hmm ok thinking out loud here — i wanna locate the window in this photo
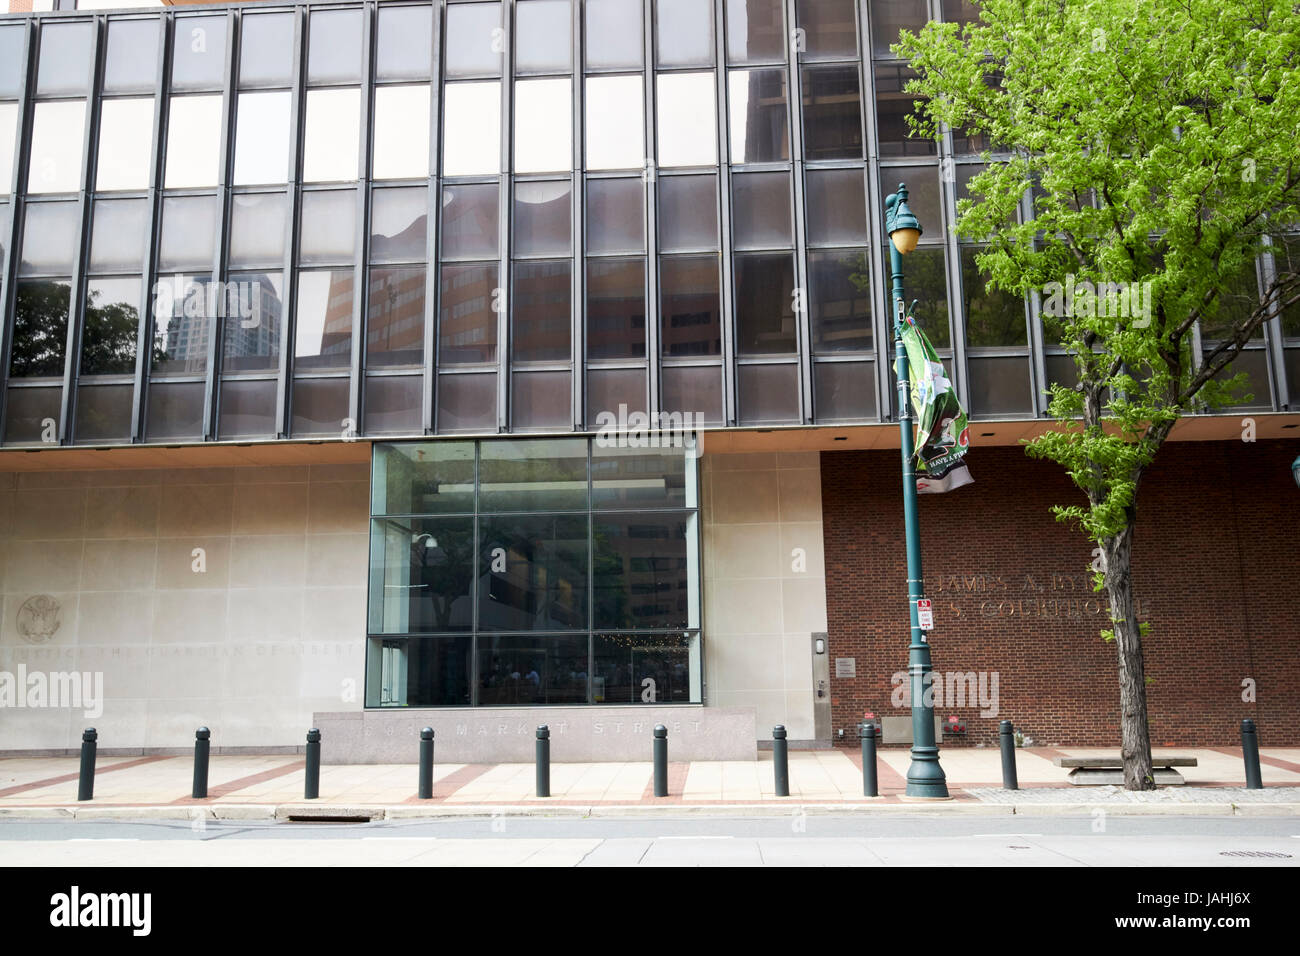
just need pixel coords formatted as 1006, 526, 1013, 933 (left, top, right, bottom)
28, 100, 86, 194
303, 88, 361, 182
514, 78, 572, 173
164, 95, 223, 189
374, 86, 432, 180
728, 69, 788, 163
442, 82, 502, 176
585, 75, 644, 170
233, 91, 291, 186
656, 73, 717, 167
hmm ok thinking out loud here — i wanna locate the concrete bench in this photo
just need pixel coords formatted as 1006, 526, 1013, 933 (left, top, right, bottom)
1053, 755, 1197, 785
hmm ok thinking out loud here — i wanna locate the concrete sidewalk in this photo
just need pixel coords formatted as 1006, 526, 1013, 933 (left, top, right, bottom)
2, 747, 1299, 820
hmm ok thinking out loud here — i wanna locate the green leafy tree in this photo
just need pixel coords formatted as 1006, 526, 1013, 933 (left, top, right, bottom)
896, 0, 1300, 789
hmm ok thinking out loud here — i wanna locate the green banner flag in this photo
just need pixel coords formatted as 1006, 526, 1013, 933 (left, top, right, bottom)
902, 315, 973, 494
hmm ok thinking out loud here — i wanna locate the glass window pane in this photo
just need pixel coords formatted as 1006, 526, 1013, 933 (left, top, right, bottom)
585, 75, 645, 170
0, 25, 25, 98
515, 78, 572, 173
20, 202, 80, 275
239, 12, 295, 88
656, 73, 717, 167
0, 103, 17, 195
478, 514, 589, 629
374, 85, 432, 180
439, 263, 499, 364
164, 94, 223, 189
28, 100, 86, 194
479, 437, 588, 511
875, 64, 935, 156
593, 512, 696, 629
735, 252, 795, 353
308, 8, 363, 85
870, 0, 927, 58
368, 636, 473, 706
304, 88, 360, 182
376, 4, 433, 82
158, 195, 217, 273
738, 362, 799, 422
96, 98, 154, 192
90, 198, 148, 273
371, 187, 429, 263
586, 367, 647, 420
513, 259, 572, 361
662, 365, 723, 423
732, 172, 791, 249
10, 279, 70, 378
888, 244, 950, 347
442, 82, 501, 176
74, 383, 133, 444
586, 178, 644, 254
218, 378, 277, 439
4, 386, 60, 443
514, 181, 571, 257
657, 0, 714, 67
221, 272, 283, 373
295, 270, 354, 370
586, 258, 646, 359
291, 376, 349, 435
441, 183, 499, 260
594, 633, 699, 703
368, 265, 426, 368
593, 443, 693, 509
299, 189, 357, 264
171, 16, 228, 91
233, 91, 291, 185
477, 635, 589, 705
806, 167, 865, 245
660, 255, 721, 357
517, 0, 572, 73
229, 192, 287, 269
104, 18, 159, 94
446, 2, 504, 77
369, 516, 476, 632
1277, 235, 1300, 338
37, 20, 94, 96
801, 65, 862, 160
145, 381, 205, 439
968, 355, 1032, 416
372, 440, 476, 515
585, 0, 643, 70
809, 249, 872, 352
728, 69, 788, 163
879, 167, 941, 238
150, 277, 211, 375
513, 370, 571, 428
814, 360, 876, 420
726, 0, 785, 64
1201, 256, 1261, 340
796, 0, 857, 58
961, 246, 1026, 346
365, 374, 423, 435
437, 371, 497, 431
658, 175, 718, 252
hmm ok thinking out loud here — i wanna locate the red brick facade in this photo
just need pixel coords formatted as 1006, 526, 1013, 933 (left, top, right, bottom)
820, 439, 1300, 748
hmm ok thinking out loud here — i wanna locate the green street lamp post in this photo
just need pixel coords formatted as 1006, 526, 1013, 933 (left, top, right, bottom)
885, 182, 948, 799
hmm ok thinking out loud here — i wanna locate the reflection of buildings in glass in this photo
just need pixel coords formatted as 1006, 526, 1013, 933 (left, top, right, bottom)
740, 69, 789, 160
439, 265, 496, 364
586, 261, 646, 359
513, 261, 570, 360
224, 274, 283, 368
598, 518, 689, 626
368, 267, 425, 364
661, 258, 721, 357
320, 270, 356, 363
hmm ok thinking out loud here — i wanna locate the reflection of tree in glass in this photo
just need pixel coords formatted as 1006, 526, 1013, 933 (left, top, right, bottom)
413, 523, 475, 632
10, 281, 70, 378
82, 287, 151, 374
847, 247, 952, 347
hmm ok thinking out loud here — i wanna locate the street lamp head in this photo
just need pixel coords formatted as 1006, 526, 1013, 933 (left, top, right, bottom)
1292, 454, 1300, 490
885, 182, 923, 255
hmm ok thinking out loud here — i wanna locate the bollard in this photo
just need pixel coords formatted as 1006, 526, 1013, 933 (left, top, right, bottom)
860, 722, 878, 797
773, 725, 790, 797
304, 727, 321, 800
536, 725, 551, 798
77, 727, 98, 802
1241, 719, 1263, 790
418, 727, 435, 799
653, 724, 668, 797
192, 726, 211, 799
999, 720, 1019, 790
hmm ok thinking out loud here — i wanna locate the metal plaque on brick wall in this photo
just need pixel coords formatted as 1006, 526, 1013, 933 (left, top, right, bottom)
834, 658, 856, 678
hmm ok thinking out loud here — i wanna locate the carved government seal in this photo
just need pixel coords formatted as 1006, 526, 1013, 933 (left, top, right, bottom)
16, 594, 62, 644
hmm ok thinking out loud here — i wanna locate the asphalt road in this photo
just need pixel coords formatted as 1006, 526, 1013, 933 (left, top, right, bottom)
2, 815, 1298, 866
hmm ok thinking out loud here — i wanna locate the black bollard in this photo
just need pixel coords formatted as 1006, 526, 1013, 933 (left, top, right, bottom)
304, 727, 321, 800
773, 725, 790, 796
536, 725, 551, 798
999, 720, 1019, 790
418, 727, 435, 799
192, 727, 211, 799
860, 722, 878, 797
653, 724, 668, 797
1241, 719, 1263, 790
77, 727, 97, 802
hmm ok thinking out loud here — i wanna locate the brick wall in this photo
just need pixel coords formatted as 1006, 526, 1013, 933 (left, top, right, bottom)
820, 439, 1300, 748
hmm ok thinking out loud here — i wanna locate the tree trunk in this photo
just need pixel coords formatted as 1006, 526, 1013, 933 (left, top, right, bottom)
1103, 526, 1155, 790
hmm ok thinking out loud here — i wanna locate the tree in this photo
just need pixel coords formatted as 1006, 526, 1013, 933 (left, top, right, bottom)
896, 0, 1300, 789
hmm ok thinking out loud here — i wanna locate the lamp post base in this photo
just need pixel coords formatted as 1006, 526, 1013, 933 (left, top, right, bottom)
906, 745, 950, 799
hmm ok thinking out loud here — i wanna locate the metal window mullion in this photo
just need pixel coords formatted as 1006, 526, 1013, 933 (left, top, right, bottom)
275, 6, 306, 438
349, 5, 375, 439
784, 0, 812, 423
497, 3, 513, 433
572, 0, 584, 430
422, 3, 444, 434
0, 19, 37, 444
198, 8, 238, 442
1260, 237, 1291, 410
643, 0, 659, 419
713, 0, 735, 425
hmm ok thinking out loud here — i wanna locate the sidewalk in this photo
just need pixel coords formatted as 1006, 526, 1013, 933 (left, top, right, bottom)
2, 747, 1299, 820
